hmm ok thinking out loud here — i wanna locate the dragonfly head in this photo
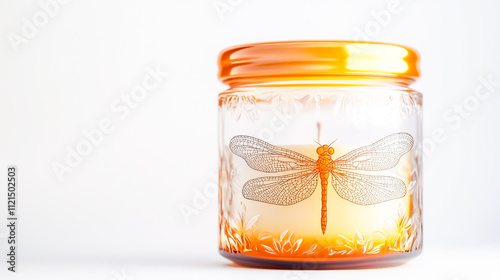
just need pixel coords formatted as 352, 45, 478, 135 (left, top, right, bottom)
316, 145, 335, 155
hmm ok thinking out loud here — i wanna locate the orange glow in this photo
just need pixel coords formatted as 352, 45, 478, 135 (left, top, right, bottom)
220, 142, 420, 268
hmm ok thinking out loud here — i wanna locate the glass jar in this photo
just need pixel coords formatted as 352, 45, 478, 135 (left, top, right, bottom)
217, 41, 422, 269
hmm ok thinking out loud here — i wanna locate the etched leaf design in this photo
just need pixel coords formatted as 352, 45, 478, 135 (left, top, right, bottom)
245, 215, 259, 229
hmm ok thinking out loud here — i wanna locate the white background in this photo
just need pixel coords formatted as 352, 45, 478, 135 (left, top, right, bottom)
0, 0, 499, 279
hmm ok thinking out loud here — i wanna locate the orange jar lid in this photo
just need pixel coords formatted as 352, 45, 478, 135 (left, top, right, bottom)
218, 41, 419, 86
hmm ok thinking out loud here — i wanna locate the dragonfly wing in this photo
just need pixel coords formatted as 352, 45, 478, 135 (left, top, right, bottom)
331, 170, 406, 205
243, 171, 319, 206
333, 132, 413, 171
230, 135, 317, 173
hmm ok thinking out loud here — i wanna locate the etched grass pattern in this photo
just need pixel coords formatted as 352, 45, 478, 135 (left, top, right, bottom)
260, 230, 318, 256
332, 232, 384, 255
219, 203, 259, 253
377, 205, 418, 252
219, 203, 420, 257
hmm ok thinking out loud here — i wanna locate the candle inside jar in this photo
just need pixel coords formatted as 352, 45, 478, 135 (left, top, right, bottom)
220, 141, 418, 260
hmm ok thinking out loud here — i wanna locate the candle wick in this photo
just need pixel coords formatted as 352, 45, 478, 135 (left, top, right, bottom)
317, 122, 322, 144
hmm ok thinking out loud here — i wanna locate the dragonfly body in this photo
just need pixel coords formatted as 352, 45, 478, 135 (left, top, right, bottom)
229, 133, 413, 234
317, 145, 335, 234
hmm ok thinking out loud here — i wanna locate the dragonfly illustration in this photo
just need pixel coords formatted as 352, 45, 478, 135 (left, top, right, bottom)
229, 132, 414, 234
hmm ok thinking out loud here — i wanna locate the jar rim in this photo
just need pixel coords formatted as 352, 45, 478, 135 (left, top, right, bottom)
218, 41, 420, 86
